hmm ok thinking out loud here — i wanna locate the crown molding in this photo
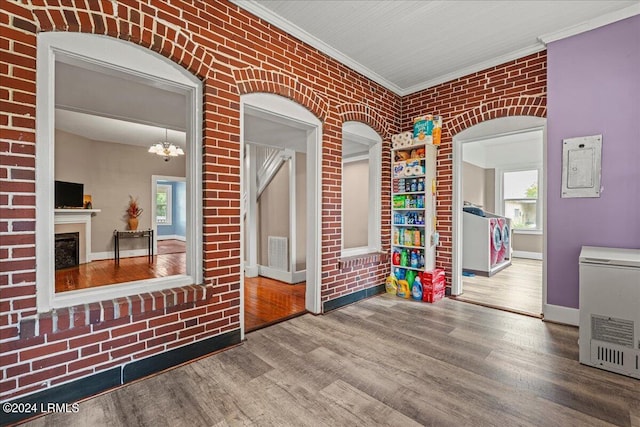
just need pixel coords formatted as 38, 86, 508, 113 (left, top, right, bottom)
231, 0, 403, 95
232, 1, 639, 97
538, 4, 640, 45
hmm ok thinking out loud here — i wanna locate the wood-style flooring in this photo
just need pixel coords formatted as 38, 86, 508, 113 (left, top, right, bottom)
24, 295, 640, 427
244, 276, 306, 332
157, 239, 186, 255
456, 257, 542, 317
55, 252, 186, 293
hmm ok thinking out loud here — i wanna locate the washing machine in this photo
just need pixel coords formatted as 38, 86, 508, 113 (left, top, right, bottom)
496, 218, 509, 263
500, 219, 510, 262
490, 218, 502, 266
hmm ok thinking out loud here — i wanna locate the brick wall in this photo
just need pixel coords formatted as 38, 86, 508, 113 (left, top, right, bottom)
0, 0, 400, 401
401, 52, 547, 283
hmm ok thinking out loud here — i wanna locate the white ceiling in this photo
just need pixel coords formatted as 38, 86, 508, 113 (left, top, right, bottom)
55, 2, 638, 150
233, 0, 639, 95
463, 129, 543, 169
55, 109, 186, 148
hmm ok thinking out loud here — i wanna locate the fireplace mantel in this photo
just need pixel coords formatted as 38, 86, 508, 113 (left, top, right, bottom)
54, 209, 100, 263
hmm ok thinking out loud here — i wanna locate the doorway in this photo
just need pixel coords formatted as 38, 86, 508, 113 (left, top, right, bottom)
451, 116, 546, 317
240, 93, 322, 335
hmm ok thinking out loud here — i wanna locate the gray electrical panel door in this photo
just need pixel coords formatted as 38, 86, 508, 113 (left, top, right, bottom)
561, 135, 602, 198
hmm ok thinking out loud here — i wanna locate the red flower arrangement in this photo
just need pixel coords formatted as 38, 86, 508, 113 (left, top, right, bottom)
127, 195, 143, 218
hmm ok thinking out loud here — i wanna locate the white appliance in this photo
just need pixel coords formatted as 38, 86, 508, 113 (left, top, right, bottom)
579, 246, 640, 379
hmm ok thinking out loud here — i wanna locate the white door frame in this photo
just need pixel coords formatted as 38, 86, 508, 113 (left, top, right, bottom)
451, 117, 546, 316
151, 175, 186, 252
239, 93, 323, 339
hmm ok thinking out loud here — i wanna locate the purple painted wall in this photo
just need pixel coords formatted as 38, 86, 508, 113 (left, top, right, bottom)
547, 15, 640, 309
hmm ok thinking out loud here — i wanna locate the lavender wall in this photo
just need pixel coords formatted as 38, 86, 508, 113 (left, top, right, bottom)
547, 15, 640, 309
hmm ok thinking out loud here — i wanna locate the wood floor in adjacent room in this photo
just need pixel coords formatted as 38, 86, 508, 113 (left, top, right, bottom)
24, 295, 639, 427
55, 240, 186, 293
244, 276, 306, 332
456, 257, 543, 317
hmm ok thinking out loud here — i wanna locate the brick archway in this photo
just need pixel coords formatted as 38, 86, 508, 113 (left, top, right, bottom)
449, 95, 546, 136
445, 95, 547, 293
233, 68, 329, 122
26, 2, 214, 79
337, 102, 391, 140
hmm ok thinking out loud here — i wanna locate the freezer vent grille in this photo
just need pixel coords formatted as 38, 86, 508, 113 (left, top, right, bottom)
595, 344, 624, 366
268, 236, 288, 271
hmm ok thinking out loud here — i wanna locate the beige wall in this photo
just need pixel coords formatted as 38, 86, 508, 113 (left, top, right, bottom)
55, 130, 186, 255
343, 159, 369, 249
258, 160, 290, 266
295, 152, 307, 271
462, 161, 486, 208
485, 168, 496, 213
512, 233, 543, 254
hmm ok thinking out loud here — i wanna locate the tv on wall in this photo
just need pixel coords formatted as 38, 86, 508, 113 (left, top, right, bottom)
55, 181, 84, 208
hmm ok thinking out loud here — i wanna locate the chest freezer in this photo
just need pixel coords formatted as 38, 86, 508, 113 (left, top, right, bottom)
579, 246, 640, 379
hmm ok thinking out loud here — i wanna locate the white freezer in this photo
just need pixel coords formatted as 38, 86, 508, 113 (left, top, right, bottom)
579, 246, 640, 379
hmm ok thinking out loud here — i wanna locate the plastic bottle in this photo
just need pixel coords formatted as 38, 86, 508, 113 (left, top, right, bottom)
400, 249, 409, 267
410, 250, 418, 268
411, 276, 423, 300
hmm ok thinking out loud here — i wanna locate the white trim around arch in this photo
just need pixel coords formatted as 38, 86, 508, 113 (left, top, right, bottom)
239, 93, 323, 339
35, 33, 202, 311
451, 116, 547, 317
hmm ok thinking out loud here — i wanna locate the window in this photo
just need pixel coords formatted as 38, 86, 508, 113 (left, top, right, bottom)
342, 122, 382, 257
502, 169, 541, 231
156, 184, 172, 225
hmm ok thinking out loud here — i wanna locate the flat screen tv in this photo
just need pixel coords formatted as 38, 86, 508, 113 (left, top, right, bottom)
55, 181, 84, 208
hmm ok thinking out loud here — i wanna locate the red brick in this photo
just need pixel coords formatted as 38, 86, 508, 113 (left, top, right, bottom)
20, 341, 68, 361
31, 350, 79, 370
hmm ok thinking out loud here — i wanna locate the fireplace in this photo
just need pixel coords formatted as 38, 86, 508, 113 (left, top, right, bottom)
55, 232, 80, 270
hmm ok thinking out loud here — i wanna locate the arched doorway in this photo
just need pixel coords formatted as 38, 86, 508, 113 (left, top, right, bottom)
240, 93, 322, 335
451, 116, 546, 317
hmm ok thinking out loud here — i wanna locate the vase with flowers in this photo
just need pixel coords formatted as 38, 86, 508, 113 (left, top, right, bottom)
126, 195, 143, 231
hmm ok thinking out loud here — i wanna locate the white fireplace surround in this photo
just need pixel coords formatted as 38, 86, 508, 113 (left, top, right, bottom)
54, 209, 100, 263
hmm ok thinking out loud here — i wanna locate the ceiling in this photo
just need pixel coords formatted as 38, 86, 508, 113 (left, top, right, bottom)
232, 0, 639, 95
56, 1, 638, 149
463, 129, 543, 169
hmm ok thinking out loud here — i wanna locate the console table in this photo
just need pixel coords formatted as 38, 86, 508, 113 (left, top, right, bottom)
113, 229, 154, 263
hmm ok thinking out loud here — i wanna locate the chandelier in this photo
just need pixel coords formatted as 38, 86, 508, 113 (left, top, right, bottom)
148, 129, 185, 161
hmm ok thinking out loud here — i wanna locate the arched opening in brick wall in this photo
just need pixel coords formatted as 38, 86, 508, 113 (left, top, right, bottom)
450, 108, 547, 314
239, 92, 323, 327
35, 32, 203, 310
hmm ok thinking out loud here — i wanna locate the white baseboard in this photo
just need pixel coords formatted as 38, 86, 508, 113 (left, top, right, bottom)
157, 234, 186, 241
543, 303, 579, 326
244, 264, 259, 277
258, 265, 306, 284
513, 251, 543, 260
92, 249, 150, 261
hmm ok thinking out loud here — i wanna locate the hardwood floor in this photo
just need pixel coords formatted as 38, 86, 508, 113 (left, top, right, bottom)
55, 253, 186, 293
456, 257, 542, 317
24, 295, 640, 427
244, 276, 306, 332
157, 239, 186, 255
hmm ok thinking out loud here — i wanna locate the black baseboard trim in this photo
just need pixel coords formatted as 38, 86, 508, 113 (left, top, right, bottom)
323, 284, 385, 312
2, 329, 241, 426
123, 329, 241, 383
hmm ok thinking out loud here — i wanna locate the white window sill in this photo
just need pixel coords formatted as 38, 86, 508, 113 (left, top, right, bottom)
341, 247, 380, 258
513, 229, 543, 235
